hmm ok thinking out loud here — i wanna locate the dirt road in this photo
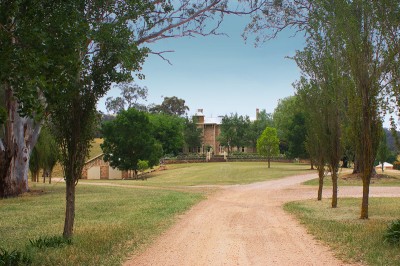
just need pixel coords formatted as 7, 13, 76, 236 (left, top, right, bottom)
124, 174, 400, 266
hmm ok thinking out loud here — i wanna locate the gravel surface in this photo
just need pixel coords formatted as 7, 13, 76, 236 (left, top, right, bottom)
124, 173, 400, 266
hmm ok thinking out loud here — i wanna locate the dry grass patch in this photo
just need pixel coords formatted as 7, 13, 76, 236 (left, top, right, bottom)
0, 183, 203, 265
303, 168, 400, 187
285, 198, 400, 265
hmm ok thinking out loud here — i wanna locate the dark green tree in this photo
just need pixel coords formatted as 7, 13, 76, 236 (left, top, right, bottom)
101, 108, 162, 177
183, 117, 203, 153
218, 113, 251, 153
273, 96, 304, 155
247, 109, 274, 149
286, 112, 308, 159
149, 113, 185, 156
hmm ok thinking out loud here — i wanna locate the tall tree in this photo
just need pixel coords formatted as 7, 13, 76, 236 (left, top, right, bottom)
101, 108, 162, 177
183, 117, 203, 153
256, 127, 280, 168
0, 0, 47, 197
105, 83, 148, 114
149, 96, 189, 117
273, 96, 306, 156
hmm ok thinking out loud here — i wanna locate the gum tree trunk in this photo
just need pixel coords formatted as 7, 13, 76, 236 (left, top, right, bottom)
0, 85, 41, 198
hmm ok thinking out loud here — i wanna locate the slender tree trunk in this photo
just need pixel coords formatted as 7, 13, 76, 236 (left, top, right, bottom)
63, 178, 76, 238
310, 160, 315, 170
317, 166, 324, 201
267, 158, 271, 168
361, 175, 370, 219
331, 170, 338, 208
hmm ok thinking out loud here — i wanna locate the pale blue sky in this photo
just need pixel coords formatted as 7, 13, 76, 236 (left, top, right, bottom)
98, 15, 305, 119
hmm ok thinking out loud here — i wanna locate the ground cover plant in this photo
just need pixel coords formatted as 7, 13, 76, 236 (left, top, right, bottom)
302, 169, 400, 187
285, 198, 400, 265
82, 162, 314, 187
0, 183, 202, 265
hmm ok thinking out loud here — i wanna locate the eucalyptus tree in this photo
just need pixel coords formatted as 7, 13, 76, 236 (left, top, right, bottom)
0, 0, 47, 197
105, 83, 148, 114
149, 96, 189, 117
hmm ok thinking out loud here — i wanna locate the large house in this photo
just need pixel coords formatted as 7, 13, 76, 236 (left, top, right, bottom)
193, 109, 259, 155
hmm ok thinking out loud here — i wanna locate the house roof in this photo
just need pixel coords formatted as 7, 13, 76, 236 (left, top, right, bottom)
85, 153, 104, 164
204, 116, 223, 125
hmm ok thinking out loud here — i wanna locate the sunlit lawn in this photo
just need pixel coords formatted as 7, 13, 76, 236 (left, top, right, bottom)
0, 183, 203, 266
81, 162, 315, 187
285, 198, 400, 265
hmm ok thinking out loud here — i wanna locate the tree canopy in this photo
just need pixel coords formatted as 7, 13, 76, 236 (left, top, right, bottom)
101, 108, 162, 175
256, 127, 280, 168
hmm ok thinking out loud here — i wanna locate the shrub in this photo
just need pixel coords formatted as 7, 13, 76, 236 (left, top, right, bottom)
29, 236, 72, 249
0, 248, 31, 266
384, 219, 400, 245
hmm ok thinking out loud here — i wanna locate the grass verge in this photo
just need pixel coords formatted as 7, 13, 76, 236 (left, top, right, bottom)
0, 183, 203, 265
284, 198, 400, 265
303, 169, 400, 187
81, 162, 314, 187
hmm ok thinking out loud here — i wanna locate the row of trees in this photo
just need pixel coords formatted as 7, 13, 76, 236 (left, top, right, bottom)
284, 0, 400, 219
217, 110, 274, 153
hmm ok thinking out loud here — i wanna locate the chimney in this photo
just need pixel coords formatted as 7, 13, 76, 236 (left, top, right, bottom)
256, 108, 260, 120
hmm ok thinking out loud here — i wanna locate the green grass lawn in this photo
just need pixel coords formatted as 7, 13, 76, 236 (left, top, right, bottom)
303, 168, 400, 187
82, 162, 315, 187
0, 183, 203, 265
285, 198, 400, 265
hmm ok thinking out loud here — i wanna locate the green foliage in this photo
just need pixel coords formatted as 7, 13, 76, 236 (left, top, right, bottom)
247, 109, 274, 148
218, 113, 251, 152
149, 96, 189, 116
273, 96, 304, 155
0, 248, 31, 266
384, 220, 400, 245
29, 236, 72, 249
149, 113, 185, 156
256, 127, 280, 160
137, 160, 149, 173
105, 83, 148, 114
101, 108, 162, 172
184, 118, 203, 152
29, 126, 59, 180
286, 112, 308, 159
